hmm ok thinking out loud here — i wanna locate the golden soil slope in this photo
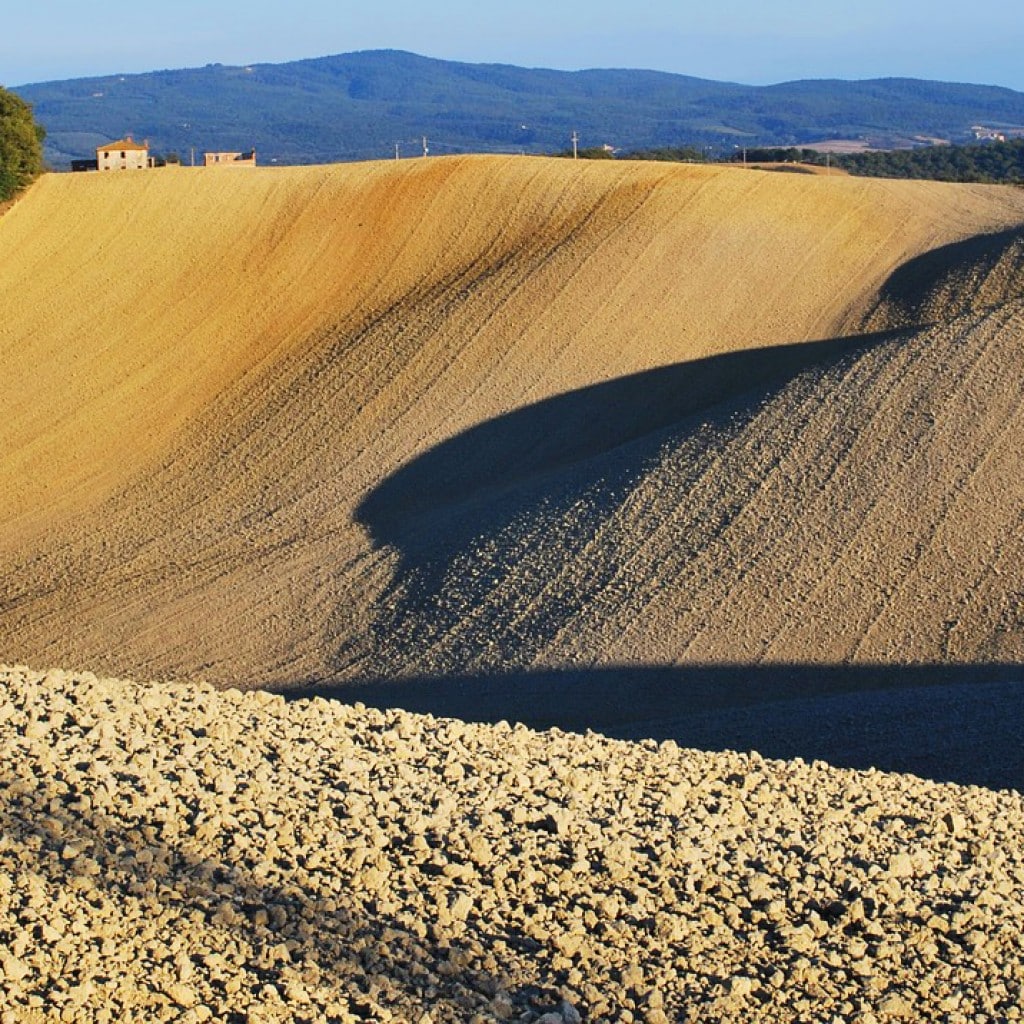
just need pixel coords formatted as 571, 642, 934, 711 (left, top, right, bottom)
2, 156, 1024, 698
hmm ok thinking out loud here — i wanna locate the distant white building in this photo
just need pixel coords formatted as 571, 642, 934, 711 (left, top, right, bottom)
96, 135, 150, 171
971, 126, 1007, 143
204, 149, 257, 167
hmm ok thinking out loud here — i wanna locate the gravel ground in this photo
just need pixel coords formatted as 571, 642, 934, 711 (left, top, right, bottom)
317, 669, 1024, 792
4, 664, 1024, 1023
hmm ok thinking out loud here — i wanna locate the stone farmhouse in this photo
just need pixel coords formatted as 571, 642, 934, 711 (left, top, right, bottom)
72, 138, 258, 172
96, 136, 150, 171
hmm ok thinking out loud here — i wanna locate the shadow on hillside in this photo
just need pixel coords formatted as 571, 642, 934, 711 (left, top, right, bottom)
334, 328, 905, 675
863, 225, 1024, 328
294, 664, 1024, 792
355, 226, 1024, 563
331, 305, 1024, 791
356, 330, 896, 541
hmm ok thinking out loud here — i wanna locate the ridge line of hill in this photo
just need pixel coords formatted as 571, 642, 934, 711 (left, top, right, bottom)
14, 49, 1024, 167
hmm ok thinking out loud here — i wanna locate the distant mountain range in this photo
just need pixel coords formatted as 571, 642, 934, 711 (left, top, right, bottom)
14, 49, 1024, 168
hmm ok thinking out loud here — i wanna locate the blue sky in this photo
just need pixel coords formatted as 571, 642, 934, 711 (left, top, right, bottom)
4, 0, 1023, 91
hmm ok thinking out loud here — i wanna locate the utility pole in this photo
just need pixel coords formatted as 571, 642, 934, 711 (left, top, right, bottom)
422, 136, 429, 157
571, 130, 579, 160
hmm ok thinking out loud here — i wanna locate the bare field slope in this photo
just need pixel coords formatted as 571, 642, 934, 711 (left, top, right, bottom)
2, 157, 1024, 737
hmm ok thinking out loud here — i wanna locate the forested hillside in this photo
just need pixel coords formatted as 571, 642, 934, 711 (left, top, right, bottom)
14, 49, 1024, 167
707, 139, 1024, 183
841, 137, 1024, 182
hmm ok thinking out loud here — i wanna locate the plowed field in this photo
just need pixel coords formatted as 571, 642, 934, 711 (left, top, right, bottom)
2, 157, 1024, 761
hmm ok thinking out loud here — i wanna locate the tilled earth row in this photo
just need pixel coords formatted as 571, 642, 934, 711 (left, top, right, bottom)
2, 664, 1023, 1023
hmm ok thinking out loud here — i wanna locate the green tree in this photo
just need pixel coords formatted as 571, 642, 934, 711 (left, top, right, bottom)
837, 139, 1024, 184
627, 146, 708, 163
0, 87, 46, 201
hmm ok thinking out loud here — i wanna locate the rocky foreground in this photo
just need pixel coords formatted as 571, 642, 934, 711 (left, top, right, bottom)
2, 666, 1023, 1023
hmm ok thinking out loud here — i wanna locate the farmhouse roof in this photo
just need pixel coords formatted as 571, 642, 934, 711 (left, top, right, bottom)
97, 136, 149, 152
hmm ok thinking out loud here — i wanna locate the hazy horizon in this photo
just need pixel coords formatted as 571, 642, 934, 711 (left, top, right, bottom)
5, 0, 1024, 92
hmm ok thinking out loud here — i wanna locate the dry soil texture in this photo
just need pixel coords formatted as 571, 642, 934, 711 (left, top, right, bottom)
2, 157, 1024, 769
4, 664, 1024, 1024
